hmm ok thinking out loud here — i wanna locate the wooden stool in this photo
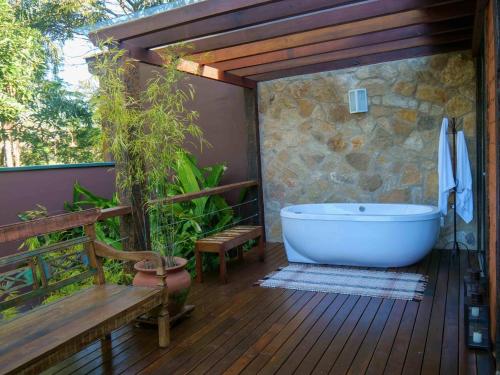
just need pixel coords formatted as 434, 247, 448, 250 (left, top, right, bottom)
195, 225, 264, 283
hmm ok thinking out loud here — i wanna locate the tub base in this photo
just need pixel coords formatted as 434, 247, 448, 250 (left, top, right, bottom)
283, 238, 315, 263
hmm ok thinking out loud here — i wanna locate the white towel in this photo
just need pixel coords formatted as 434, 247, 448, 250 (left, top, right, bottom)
438, 118, 455, 217
456, 131, 473, 223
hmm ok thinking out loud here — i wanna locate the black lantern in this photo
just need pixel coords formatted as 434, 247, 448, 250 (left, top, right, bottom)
464, 270, 490, 350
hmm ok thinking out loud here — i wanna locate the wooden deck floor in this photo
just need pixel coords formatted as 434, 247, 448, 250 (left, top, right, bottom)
44, 244, 494, 375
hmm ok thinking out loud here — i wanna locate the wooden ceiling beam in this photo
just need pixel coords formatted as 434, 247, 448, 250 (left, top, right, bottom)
176, 60, 256, 89
211, 18, 472, 71
230, 31, 472, 77
125, 0, 360, 49
248, 41, 470, 81
91, 0, 276, 43
121, 42, 256, 89
186, 2, 475, 65
122, 41, 165, 66
180, 0, 472, 56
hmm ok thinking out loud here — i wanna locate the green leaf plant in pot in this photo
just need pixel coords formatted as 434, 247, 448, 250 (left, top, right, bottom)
92, 40, 204, 317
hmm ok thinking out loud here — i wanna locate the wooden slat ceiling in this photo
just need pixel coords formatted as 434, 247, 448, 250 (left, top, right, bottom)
90, 0, 478, 88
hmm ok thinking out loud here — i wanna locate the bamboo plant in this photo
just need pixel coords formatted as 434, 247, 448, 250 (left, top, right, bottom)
91, 41, 204, 267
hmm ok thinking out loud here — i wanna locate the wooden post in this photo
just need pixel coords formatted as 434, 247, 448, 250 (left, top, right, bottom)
219, 249, 228, 283
84, 223, 105, 285
117, 59, 151, 252
195, 247, 203, 283
244, 87, 266, 242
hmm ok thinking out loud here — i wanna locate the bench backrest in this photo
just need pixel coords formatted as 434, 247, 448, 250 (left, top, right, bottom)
0, 209, 105, 316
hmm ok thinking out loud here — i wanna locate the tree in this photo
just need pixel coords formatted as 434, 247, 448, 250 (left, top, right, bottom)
0, 0, 105, 166
109, 0, 167, 14
0, 0, 178, 167
20, 80, 99, 165
0, 0, 45, 166
11, 0, 107, 72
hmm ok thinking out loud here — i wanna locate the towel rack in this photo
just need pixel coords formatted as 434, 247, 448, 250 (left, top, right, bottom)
447, 117, 468, 254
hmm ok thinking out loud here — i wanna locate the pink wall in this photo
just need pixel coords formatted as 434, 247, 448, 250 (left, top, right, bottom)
0, 164, 115, 226
138, 64, 252, 184
0, 164, 115, 255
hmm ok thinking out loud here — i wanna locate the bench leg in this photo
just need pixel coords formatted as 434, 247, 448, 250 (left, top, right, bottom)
195, 249, 203, 283
158, 300, 170, 348
219, 249, 228, 283
100, 333, 111, 352
237, 246, 244, 261
258, 236, 265, 261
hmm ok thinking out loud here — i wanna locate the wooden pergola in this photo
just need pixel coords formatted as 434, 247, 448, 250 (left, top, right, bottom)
88, 0, 487, 252
90, 0, 484, 89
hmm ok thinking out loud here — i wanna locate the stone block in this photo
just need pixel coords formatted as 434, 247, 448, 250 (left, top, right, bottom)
346, 152, 370, 171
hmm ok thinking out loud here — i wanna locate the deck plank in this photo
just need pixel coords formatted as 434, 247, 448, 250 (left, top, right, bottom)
38, 246, 492, 375
186, 289, 300, 374
420, 251, 451, 374
400, 250, 441, 375
220, 291, 316, 375
344, 298, 395, 375
250, 293, 338, 375
240, 292, 328, 374
168, 289, 292, 374
274, 293, 349, 375
440, 253, 460, 375
328, 297, 387, 375
311, 296, 372, 374
376, 259, 430, 375
201, 290, 308, 374
295, 294, 360, 374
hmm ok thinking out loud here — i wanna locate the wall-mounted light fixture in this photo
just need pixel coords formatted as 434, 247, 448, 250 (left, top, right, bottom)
348, 88, 368, 114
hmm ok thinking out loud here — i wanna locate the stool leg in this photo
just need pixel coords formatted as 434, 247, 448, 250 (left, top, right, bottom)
219, 249, 228, 283
195, 249, 203, 283
258, 236, 265, 261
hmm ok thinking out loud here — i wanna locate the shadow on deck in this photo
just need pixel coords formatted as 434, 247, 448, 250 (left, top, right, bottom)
44, 244, 494, 375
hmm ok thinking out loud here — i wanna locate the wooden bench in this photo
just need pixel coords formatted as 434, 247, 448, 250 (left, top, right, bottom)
0, 209, 169, 375
195, 225, 264, 283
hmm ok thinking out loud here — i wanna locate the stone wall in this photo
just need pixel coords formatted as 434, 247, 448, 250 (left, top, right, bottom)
258, 51, 477, 249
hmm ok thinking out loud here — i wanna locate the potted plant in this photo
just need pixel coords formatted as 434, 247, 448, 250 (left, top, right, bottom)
92, 42, 203, 317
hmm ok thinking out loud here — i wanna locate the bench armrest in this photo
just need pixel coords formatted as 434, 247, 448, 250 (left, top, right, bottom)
94, 240, 166, 277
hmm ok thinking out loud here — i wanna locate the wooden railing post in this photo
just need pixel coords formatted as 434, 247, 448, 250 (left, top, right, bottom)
245, 87, 266, 241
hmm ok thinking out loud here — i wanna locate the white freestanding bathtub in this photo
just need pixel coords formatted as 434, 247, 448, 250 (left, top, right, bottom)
280, 203, 440, 267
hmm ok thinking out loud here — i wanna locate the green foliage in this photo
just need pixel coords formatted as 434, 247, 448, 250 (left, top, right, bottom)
19, 80, 100, 165
0, 0, 108, 167
64, 182, 122, 247
92, 42, 210, 268
0, 0, 45, 123
109, 0, 172, 14
13, 0, 106, 43
15, 183, 130, 312
92, 42, 203, 196
0, 0, 182, 167
149, 152, 234, 273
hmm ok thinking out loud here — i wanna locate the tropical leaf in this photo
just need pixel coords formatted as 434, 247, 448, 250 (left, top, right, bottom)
205, 164, 225, 188
175, 152, 200, 194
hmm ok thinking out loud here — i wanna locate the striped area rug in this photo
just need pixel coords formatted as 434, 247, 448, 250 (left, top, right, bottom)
258, 263, 428, 301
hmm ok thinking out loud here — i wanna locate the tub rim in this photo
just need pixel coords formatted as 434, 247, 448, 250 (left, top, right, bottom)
280, 203, 440, 222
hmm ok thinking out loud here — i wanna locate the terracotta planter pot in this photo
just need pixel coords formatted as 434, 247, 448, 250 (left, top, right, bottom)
133, 256, 191, 317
